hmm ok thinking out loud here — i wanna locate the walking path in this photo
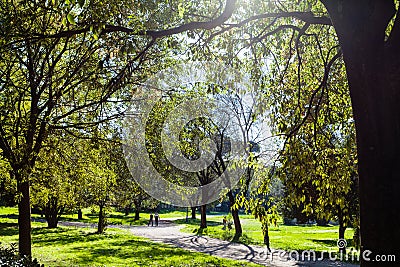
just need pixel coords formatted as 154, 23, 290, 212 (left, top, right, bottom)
60, 219, 359, 267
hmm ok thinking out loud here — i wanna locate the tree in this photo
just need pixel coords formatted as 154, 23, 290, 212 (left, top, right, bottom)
191, 1, 400, 264
112, 140, 153, 220
0, 157, 15, 206
278, 124, 359, 250
1, 0, 221, 255
0, 0, 140, 253
82, 137, 121, 234
3, 0, 399, 262
30, 133, 86, 228
320, 2, 400, 264
264, 34, 360, 249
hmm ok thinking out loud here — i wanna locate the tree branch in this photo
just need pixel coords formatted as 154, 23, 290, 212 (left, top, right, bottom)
288, 51, 342, 138
23, 0, 236, 41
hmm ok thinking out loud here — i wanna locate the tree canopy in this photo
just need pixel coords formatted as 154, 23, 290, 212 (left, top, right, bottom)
1, 1, 400, 266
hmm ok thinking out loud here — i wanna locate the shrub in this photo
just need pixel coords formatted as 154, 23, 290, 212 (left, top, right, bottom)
0, 243, 43, 267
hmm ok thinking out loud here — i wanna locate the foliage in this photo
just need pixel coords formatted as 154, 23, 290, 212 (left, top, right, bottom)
0, 243, 42, 267
30, 133, 87, 228
0, 157, 15, 206
0, 0, 188, 253
193, 0, 359, 246
112, 135, 157, 218
265, 29, 359, 235
0, 219, 258, 267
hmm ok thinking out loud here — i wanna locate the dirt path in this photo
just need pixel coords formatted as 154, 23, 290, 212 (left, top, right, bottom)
59, 220, 359, 267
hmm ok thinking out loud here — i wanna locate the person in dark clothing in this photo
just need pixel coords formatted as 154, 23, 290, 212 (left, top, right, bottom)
222, 216, 227, 230
154, 212, 159, 226
148, 213, 154, 226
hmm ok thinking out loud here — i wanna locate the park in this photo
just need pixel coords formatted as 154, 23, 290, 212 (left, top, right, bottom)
1, 0, 400, 266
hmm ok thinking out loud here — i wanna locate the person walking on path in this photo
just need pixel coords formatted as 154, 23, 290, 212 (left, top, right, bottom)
154, 212, 159, 226
148, 213, 154, 226
222, 216, 227, 230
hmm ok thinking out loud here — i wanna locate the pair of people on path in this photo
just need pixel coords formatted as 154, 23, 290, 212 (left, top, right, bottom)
148, 212, 159, 226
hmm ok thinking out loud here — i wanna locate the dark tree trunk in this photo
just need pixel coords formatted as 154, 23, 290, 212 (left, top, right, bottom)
231, 209, 242, 240
191, 207, 196, 219
134, 209, 140, 221
322, 1, 400, 265
338, 209, 347, 254
77, 209, 83, 220
124, 207, 130, 216
200, 204, 207, 228
263, 221, 271, 252
45, 214, 58, 228
97, 205, 106, 234
17, 180, 31, 256
44, 197, 63, 228
227, 190, 242, 239
45, 208, 59, 228
134, 200, 141, 221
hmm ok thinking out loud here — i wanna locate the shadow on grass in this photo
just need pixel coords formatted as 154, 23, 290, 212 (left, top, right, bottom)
60, 213, 147, 226
59, 216, 92, 223
0, 222, 19, 236
311, 238, 354, 248
0, 214, 18, 219
32, 227, 238, 266
32, 227, 104, 246
173, 218, 221, 227
310, 239, 337, 247
70, 238, 192, 265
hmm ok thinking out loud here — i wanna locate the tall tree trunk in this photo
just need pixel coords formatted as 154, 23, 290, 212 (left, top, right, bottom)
200, 204, 207, 228
17, 179, 31, 256
97, 204, 106, 234
45, 209, 58, 228
77, 209, 83, 220
231, 209, 242, 240
134, 209, 140, 220
124, 207, 129, 216
338, 208, 347, 254
227, 190, 242, 239
191, 207, 196, 219
134, 200, 141, 221
262, 220, 271, 252
322, 1, 400, 265
44, 197, 62, 228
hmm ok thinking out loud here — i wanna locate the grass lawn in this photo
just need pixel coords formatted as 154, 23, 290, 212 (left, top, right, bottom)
58, 208, 192, 226
0, 207, 260, 267
176, 215, 357, 255
1, 206, 359, 264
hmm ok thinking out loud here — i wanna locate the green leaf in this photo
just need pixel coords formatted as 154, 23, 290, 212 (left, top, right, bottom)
62, 17, 67, 27
178, 3, 185, 18
67, 13, 75, 25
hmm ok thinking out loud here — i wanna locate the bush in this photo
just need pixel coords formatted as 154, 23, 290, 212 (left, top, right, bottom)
0, 243, 43, 267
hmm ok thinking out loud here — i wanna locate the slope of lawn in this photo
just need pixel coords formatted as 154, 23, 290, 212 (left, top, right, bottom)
0, 207, 260, 267
1, 206, 358, 264
176, 216, 357, 254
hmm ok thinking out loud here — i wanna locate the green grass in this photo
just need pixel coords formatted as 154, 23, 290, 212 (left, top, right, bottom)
0, 207, 260, 267
60, 208, 149, 226
1, 206, 359, 264
59, 208, 193, 226
176, 216, 357, 255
